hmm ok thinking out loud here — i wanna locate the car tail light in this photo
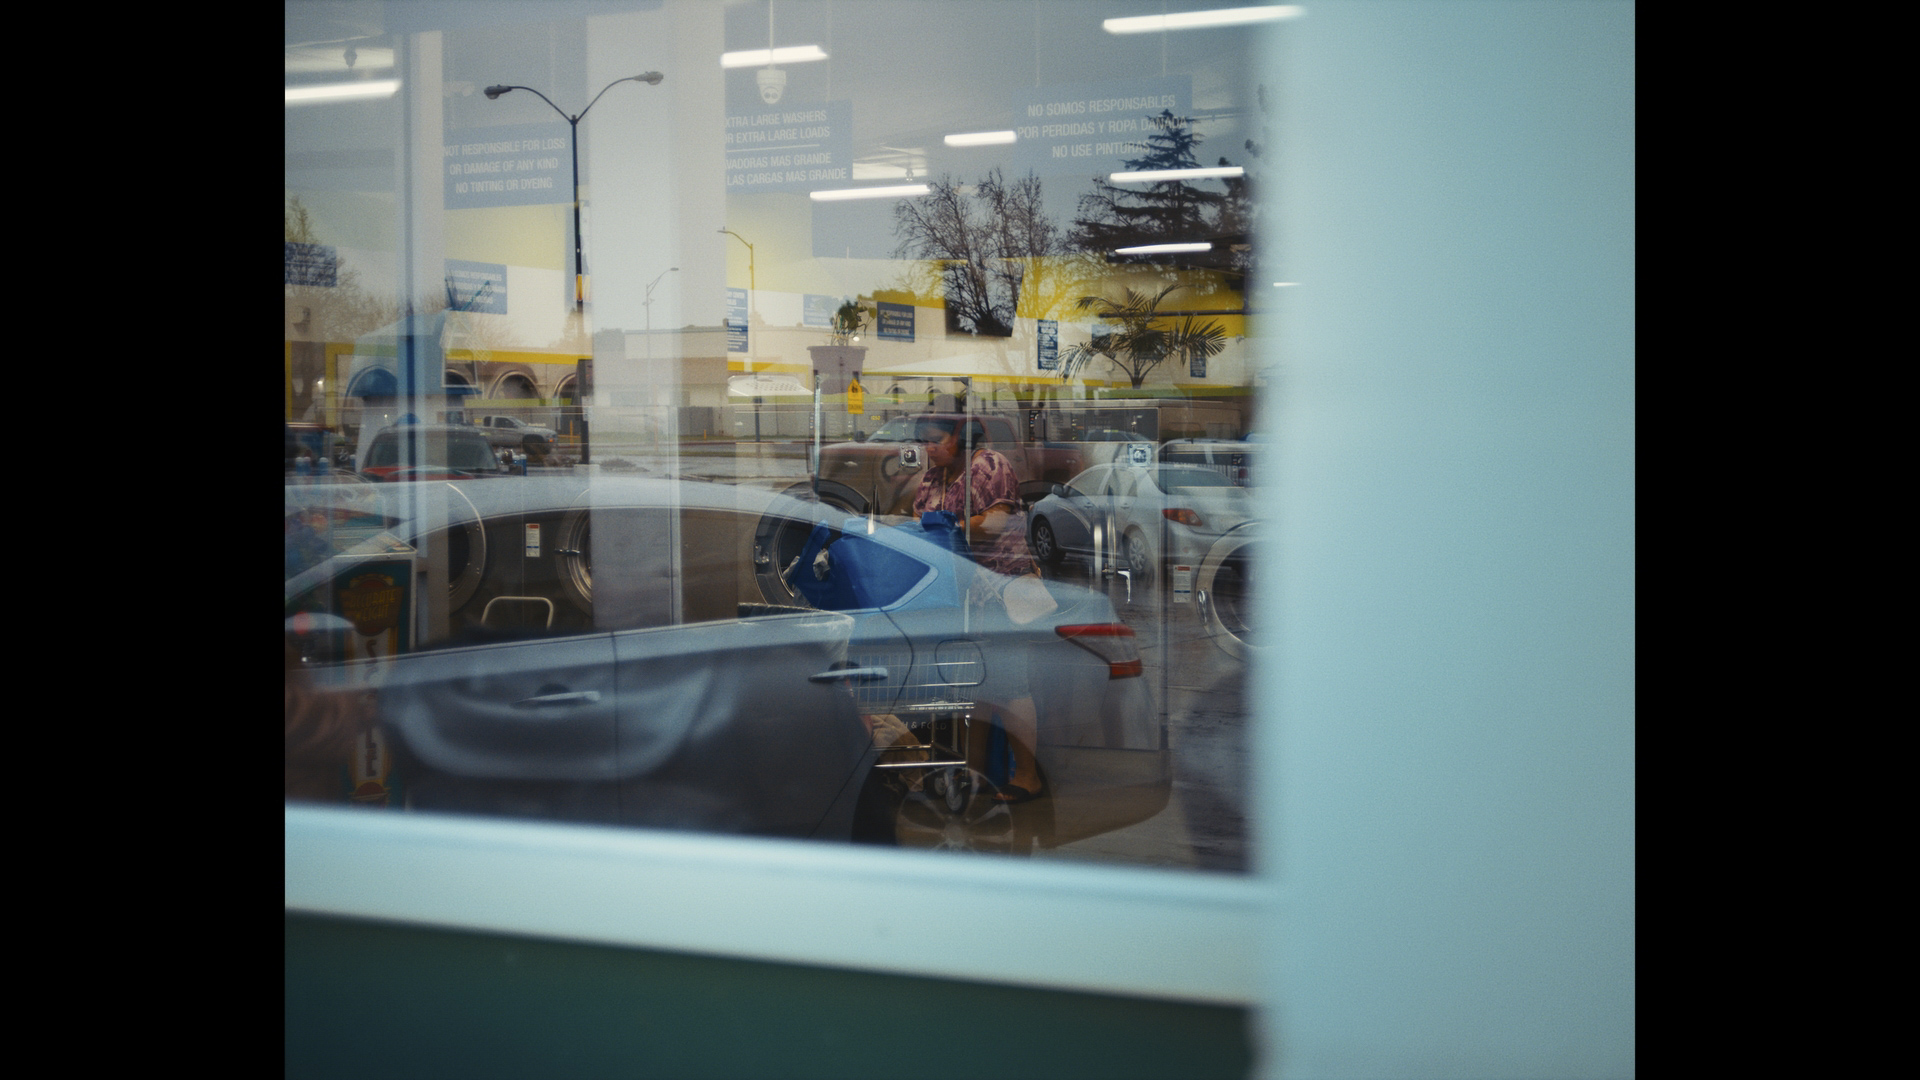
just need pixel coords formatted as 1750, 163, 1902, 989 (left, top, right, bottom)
1163, 507, 1205, 527
1055, 623, 1144, 679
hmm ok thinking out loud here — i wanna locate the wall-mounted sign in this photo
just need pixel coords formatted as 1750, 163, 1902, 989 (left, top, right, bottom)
445, 259, 508, 315
724, 100, 853, 194
1037, 319, 1059, 370
726, 288, 749, 353
445, 123, 571, 209
803, 294, 838, 328
1009, 76, 1192, 178
875, 301, 914, 343
1190, 353, 1208, 378
286, 242, 337, 287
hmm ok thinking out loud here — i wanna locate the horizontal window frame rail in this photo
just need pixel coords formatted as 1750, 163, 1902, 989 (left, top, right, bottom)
286, 805, 1263, 1005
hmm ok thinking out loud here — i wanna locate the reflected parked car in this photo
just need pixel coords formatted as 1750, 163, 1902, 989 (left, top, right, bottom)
1082, 428, 1154, 445
358, 423, 511, 481
1157, 438, 1259, 488
286, 476, 1165, 853
1027, 462, 1262, 659
1026, 462, 1256, 592
474, 414, 559, 452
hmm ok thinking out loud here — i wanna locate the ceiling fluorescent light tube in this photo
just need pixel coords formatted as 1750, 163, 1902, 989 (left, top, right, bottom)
945, 130, 1018, 147
1114, 242, 1213, 255
1110, 166, 1245, 183
722, 45, 829, 68
285, 79, 402, 105
810, 184, 932, 202
1103, 6, 1303, 35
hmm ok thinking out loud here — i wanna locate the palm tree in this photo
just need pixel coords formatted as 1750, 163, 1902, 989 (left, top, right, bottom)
1057, 284, 1228, 388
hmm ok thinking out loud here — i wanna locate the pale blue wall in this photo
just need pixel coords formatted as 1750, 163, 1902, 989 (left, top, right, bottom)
1259, 3, 1634, 1076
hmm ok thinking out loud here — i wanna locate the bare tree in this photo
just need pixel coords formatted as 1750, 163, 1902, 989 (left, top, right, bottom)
286, 194, 424, 343
892, 169, 1073, 337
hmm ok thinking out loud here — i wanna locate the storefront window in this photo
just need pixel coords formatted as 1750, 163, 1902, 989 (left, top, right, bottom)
287, 0, 1282, 872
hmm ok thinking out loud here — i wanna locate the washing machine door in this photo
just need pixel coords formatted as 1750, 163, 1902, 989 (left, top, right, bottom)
1197, 524, 1262, 660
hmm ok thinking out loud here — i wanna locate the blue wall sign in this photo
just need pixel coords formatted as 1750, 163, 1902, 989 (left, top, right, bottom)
875, 301, 914, 342
803, 294, 838, 328
1037, 319, 1059, 370
726, 288, 749, 353
445, 260, 508, 315
286, 243, 337, 287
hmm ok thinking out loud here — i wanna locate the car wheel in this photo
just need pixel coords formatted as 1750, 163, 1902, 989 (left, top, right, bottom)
856, 767, 1021, 854
1197, 531, 1259, 660
1030, 516, 1063, 566
1123, 530, 1154, 592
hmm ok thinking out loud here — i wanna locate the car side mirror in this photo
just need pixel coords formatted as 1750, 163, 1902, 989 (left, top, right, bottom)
1051, 483, 1074, 499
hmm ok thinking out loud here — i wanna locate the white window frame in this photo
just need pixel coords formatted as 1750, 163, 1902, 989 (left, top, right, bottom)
286, 805, 1266, 1004
287, 4, 1635, 1076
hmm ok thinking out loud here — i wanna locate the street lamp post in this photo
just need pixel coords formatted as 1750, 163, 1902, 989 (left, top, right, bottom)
485, 72, 664, 313
718, 227, 760, 441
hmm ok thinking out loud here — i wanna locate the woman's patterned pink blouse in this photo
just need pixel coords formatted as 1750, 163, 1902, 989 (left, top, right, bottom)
912, 447, 1033, 578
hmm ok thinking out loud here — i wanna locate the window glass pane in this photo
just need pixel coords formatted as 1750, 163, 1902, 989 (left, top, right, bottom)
286, 0, 1273, 872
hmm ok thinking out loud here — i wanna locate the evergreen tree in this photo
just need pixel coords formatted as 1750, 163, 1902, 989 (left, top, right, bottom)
1214, 83, 1273, 295
1068, 109, 1254, 293
1071, 111, 1217, 254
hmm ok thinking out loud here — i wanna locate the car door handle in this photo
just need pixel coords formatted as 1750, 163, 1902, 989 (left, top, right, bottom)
512, 690, 602, 708
809, 666, 890, 684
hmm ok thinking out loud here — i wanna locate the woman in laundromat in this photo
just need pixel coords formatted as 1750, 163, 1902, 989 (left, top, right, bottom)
911, 415, 1049, 804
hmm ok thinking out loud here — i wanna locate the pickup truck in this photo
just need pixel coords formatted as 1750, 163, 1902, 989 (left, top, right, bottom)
809, 412, 1137, 515
473, 414, 559, 451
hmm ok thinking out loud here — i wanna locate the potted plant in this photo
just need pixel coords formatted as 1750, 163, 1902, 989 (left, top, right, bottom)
808, 299, 873, 394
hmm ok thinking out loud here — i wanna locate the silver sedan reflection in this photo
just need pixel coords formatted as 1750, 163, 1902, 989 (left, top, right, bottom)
1026, 462, 1257, 592
286, 476, 1165, 855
